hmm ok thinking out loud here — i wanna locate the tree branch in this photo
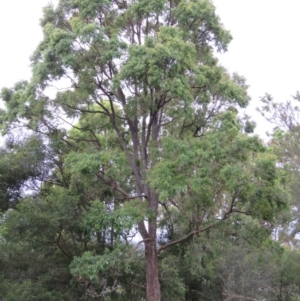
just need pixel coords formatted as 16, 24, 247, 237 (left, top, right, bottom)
157, 223, 218, 254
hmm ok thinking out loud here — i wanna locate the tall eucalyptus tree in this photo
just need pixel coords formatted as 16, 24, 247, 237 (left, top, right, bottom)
0, 1, 287, 300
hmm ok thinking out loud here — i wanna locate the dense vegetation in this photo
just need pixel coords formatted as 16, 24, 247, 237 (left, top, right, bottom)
0, 0, 300, 300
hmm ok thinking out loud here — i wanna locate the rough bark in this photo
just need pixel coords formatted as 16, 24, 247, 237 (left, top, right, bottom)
145, 241, 161, 301
145, 191, 161, 301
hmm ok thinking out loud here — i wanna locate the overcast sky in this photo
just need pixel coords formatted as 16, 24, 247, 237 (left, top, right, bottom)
0, 1, 299, 136
213, 0, 300, 134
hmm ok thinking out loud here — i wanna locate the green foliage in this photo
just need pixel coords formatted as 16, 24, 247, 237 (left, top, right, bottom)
0, 134, 49, 210
0, 279, 74, 301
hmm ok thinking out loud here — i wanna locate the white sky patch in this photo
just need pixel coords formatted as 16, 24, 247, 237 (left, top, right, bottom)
0, 1, 55, 86
213, 0, 300, 136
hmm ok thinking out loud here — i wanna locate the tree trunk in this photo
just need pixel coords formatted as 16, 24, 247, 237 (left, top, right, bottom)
145, 241, 161, 301
144, 190, 161, 301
